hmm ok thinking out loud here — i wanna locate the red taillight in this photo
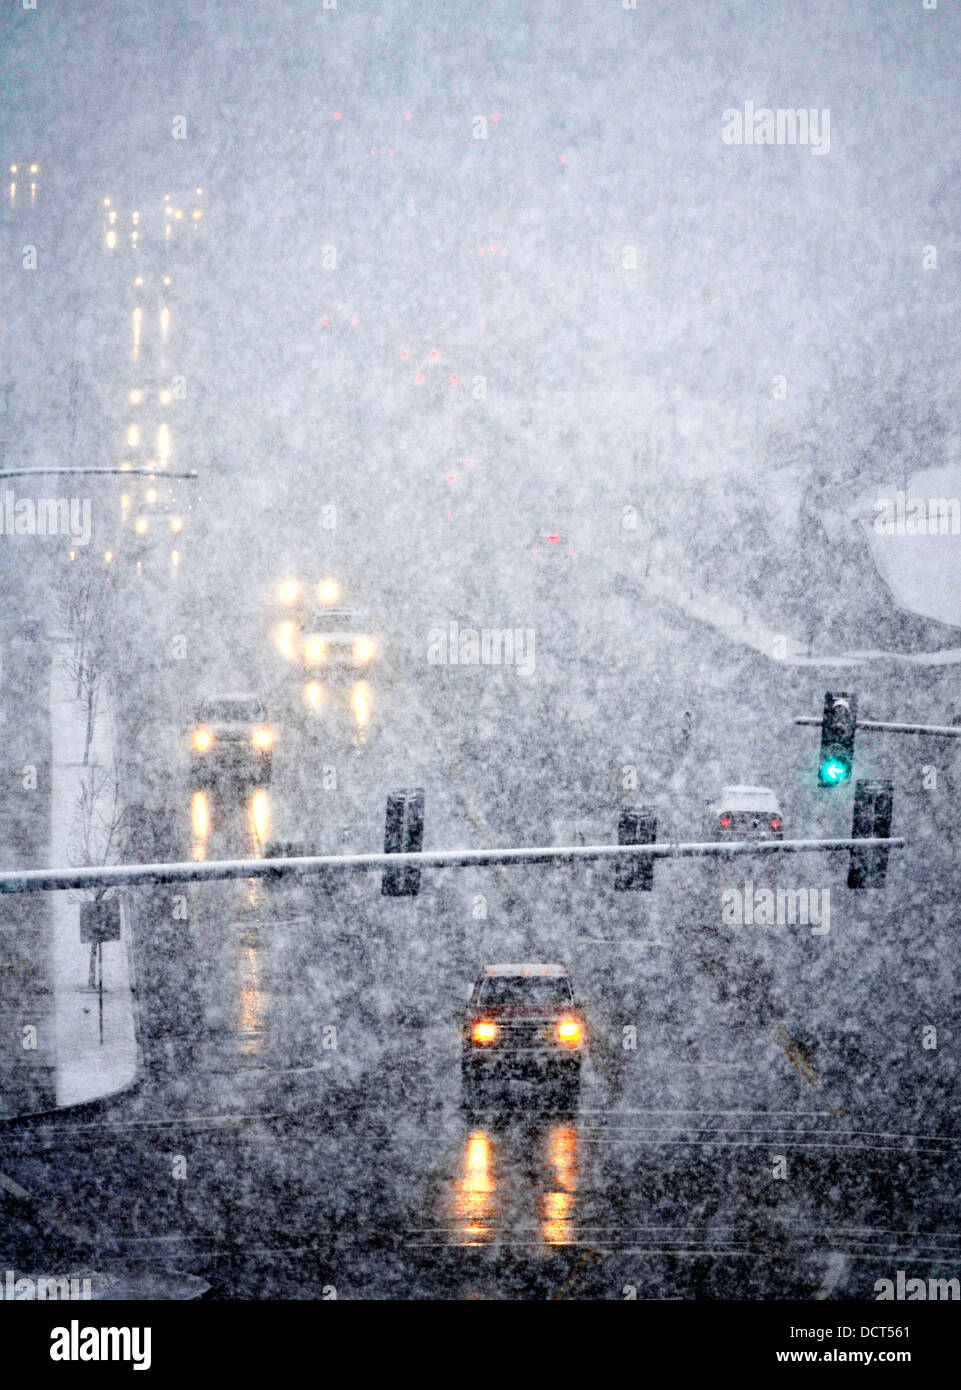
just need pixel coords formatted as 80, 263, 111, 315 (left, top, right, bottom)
720, 816, 731, 828
771, 819, 781, 830
547, 533, 561, 544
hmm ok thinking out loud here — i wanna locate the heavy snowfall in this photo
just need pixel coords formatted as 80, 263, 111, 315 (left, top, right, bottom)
0, 0, 959, 1304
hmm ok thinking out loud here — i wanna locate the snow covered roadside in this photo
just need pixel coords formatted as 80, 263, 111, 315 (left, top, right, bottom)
850, 467, 961, 630
641, 551, 961, 669
49, 638, 139, 1108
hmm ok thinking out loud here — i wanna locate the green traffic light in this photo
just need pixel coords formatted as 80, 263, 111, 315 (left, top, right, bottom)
820, 759, 851, 785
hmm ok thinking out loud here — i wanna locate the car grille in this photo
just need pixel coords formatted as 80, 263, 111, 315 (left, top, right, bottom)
495, 1021, 551, 1047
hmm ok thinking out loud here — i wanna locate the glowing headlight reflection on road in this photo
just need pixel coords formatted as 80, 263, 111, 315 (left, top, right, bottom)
190, 790, 210, 859
249, 789, 271, 850
350, 680, 372, 729
452, 1129, 497, 1245
541, 1125, 578, 1247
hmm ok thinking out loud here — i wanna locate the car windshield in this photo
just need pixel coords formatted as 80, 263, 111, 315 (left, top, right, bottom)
478, 976, 574, 1007
200, 700, 265, 723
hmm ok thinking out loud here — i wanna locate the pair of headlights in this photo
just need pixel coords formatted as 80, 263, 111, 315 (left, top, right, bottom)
471, 1019, 582, 1046
192, 727, 274, 753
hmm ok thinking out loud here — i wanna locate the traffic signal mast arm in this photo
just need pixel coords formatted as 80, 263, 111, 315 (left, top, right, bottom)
796, 716, 961, 738
0, 835, 906, 896
0, 467, 199, 480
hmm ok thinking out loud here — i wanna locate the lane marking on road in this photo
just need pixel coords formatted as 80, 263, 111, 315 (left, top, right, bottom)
814, 1250, 850, 1299
0, 1169, 31, 1199
1, 1165, 100, 1247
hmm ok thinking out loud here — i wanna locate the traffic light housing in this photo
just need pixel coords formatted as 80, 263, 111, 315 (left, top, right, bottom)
382, 789, 425, 896
848, 780, 893, 889
614, 805, 657, 891
818, 692, 857, 787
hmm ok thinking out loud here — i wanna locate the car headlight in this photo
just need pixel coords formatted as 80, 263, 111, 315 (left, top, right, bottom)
317, 578, 341, 605
471, 1020, 497, 1045
251, 726, 274, 752
304, 635, 328, 664
192, 728, 212, 752
277, 580, 301, 606
352, 637, 375, 662
556, 1019, 582, 1046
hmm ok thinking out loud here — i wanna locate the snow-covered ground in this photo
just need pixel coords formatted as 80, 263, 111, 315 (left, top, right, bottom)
850, 466, 961, 630
644, 543, 961, 668
49, 641, 139, 1107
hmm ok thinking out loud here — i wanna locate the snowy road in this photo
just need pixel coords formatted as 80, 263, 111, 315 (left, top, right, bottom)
2, 553, 958, 1298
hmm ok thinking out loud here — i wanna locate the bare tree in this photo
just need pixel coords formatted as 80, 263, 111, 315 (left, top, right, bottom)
58, 559, 116, 764
68, 765, 128, 988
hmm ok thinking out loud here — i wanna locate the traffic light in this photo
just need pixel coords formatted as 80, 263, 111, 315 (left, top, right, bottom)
614, 805, 657, 891
818, 692, 857, 787
848, 780, 893, 889
382, 789, 425, 896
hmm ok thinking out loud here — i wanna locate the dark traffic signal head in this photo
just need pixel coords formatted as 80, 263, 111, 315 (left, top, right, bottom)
614, 805, 657, 891
848, 779, 893, 889
818, 692, 857, 787
382, 788, 425, 897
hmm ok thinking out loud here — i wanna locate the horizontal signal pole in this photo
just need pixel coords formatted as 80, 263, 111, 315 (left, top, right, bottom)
795, 716, 961, 738
0, 467, 199, 480
0, 837, 906, 896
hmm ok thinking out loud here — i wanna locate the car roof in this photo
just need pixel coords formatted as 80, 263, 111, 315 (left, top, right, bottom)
482, 963, 569, 977
715, 785, 780, 809
198, 693, 264, 711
